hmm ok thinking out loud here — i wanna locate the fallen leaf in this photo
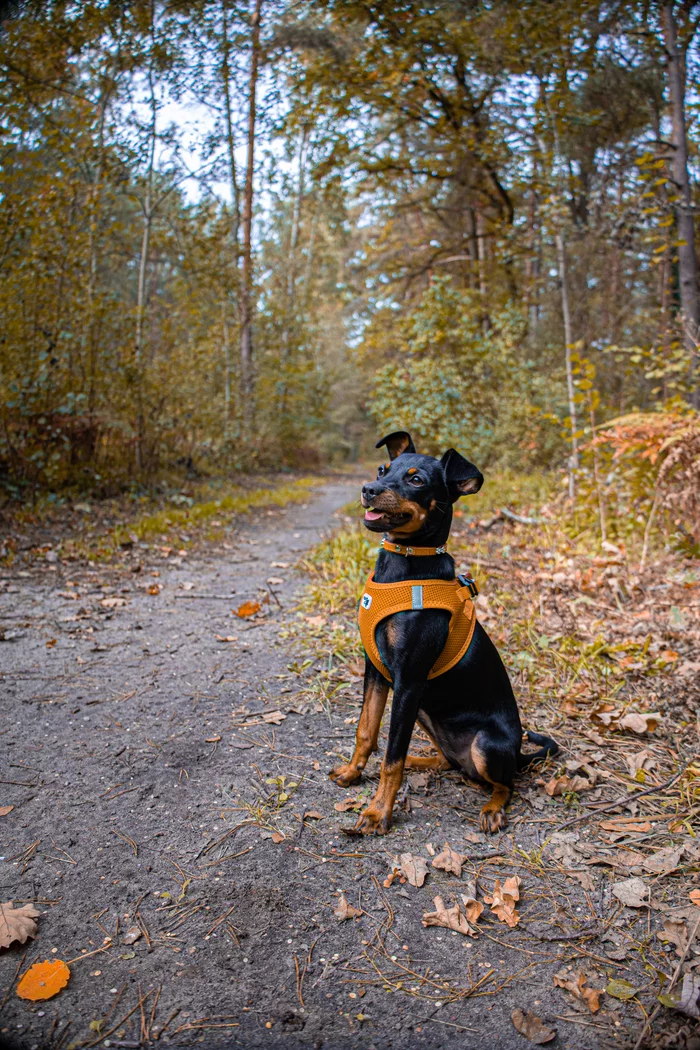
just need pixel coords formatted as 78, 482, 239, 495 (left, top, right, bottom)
399, 853, 429, 888
511, 1007, 557, 1044
564, 870, 595, 892
625, 750, 656, 776
147, 584, 160, 595
643, 846, 683, 876
612, 877, 649, 908
461, 890, 484, 925
432, 842, 465, 877
334, 896, 361, 921
271, 832, 285, 844
122, 927, 142, 945
180, 581, 195, 590
270, 561, 289, 569
205, 735, 221, 743
215, 634, 238, 642
16, 959, 70, 1001
261, 710, 286, 724
0, 902, 40, 949
658, 973, 700, 1018
542, 773, 596, 796
484, 877, 521, 927
235, 600, 261, 618
0, 806, 14, 817
606, 979, 638, 1001
100, 597, 127, 609
304, 810, 323, 821
553, 971, 603, 1013
657, 919, 688, 957
619, 711, 660, 734
422, 895, 479, 937
689, 889, 700, 908
334, 798, 363, 812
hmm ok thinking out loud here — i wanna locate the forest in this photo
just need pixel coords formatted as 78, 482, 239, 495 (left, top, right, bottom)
0, 0, 698, 539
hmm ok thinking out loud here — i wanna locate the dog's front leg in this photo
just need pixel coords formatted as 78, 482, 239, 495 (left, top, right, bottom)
349, 676, 425, 835
330, 659, 389, 787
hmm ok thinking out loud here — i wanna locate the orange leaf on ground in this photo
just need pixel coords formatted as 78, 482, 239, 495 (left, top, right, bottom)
334, 896, 361, 921
0, 806, 13, 816
553, 971, 603, 1013
484, 876, 521, 927
511, 1008, 557, 1044
235, 600, 261, 618
422, 895, 479, 937
16, 959, 70, 1001
431, 842, 465, 877
689, 889, 700, 907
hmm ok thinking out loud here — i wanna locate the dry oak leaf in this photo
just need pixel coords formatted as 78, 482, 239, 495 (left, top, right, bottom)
334, 797, 363, 813
657, 919, 689, 957
689, 889, 700, 908
619, 711, 661, 734
643, 846, 684, 876
543, 773, 595, 796
0, 806, 13, 817
484, 877, 521, 928
431, 842, 466, 877
553, 971, 603, 1013
422, 895, 479, 937
399, 853, 429, 888
0, 902, 40, 949
16, 959, 70, 1001
612, 877, 649, 908
235, 600, 261, 619
262, 710, 286, 725
461, 889, 484, 925
334, 896, 361, 921
511, 1008, 557, 1044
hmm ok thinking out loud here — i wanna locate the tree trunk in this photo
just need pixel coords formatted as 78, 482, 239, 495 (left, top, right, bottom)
134, 64, 157, 471
279, 126, 307, 416
239, 0, 263, 439
221, 0, 241, 248
661, 1, 699, 406
556, 230, 579, 498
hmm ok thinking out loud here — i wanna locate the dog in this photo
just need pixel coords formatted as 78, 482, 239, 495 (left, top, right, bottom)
330, 430, 558, 835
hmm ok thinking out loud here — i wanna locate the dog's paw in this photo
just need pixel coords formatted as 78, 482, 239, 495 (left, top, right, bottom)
479, 806, 507, 834
343, 805, 391, 837
329, 763, 361, 787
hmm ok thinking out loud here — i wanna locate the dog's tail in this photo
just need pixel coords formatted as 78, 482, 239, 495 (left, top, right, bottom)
518, 729, 559, 770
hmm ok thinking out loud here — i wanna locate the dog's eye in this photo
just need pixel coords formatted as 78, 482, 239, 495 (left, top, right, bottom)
408, 475, 423, 486
377, 465, 387, 478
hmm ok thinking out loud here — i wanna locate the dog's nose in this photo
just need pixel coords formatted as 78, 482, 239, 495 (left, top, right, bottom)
362, 482, 380, 505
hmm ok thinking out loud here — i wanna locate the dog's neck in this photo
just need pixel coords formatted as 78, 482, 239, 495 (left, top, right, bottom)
374, 506, 455, 584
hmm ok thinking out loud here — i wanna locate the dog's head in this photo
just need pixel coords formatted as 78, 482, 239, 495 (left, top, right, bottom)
361, 431, 483, 541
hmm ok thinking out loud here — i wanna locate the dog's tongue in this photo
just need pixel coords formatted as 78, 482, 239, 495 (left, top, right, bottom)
364, 509, 384, 522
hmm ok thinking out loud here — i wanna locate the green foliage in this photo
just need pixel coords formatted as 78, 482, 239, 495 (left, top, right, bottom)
362, 278, 563, 468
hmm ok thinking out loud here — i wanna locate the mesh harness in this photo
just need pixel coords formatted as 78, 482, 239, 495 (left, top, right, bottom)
358, 571, 478, 682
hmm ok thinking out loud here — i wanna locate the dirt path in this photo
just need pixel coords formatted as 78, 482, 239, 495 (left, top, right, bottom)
0, 482, 690, 1050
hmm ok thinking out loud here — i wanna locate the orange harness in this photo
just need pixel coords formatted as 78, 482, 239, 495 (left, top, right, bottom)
358, 570, 478, 682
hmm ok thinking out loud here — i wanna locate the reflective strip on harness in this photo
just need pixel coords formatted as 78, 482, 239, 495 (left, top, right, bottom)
358, 572, 477, 682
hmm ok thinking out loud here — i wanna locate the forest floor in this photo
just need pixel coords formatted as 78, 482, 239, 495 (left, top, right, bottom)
1, 473, 699, 1050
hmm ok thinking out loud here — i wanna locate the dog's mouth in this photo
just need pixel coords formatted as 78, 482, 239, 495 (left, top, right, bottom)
363, 507, 411, 530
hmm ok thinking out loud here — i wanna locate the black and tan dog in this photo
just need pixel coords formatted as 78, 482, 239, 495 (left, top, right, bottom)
331, 431, 557, 835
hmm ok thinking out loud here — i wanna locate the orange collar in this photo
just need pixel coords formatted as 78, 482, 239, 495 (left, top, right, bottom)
380, 538, 448, 557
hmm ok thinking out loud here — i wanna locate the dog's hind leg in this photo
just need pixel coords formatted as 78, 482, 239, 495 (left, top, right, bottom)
470, 732, 515, 834
404, 753, 451, 770
330, 660, 389, 787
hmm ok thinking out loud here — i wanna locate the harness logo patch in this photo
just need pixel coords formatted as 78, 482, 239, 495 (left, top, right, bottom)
361, 593, 372, 610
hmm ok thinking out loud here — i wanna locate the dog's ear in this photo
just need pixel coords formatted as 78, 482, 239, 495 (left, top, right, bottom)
375, 431, 416, 460
440, 449, 483, 501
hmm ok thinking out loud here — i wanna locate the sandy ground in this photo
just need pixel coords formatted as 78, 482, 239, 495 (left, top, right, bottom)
0, 481, 695, 1050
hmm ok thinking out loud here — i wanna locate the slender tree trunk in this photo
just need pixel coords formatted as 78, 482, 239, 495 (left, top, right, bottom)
221, 0, 241, 248
279, 126, 307, 416
134, 64, 157, 471
222, 300, 232, 433
239, 0, 263, 439
661, 1, 700, 406
525, 185, 540, 342
556, 229, 579, 498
